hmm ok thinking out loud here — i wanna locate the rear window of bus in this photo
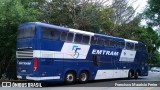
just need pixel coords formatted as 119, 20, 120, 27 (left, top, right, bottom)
17, 25, 35, 39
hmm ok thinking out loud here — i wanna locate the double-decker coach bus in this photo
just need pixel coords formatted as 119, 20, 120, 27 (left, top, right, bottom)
16, 22, 148, 84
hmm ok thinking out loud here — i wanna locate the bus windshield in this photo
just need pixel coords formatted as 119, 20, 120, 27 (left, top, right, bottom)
17, 25, 35, 39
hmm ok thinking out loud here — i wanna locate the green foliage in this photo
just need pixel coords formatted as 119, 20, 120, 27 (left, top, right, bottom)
138, 27, 160, 63
144, 0, 160, 66
39, 0, 104, 32
111, 0, 135, 25
99, 8, 115, 35
0, 0, 40, 79
145, 0, 160, 26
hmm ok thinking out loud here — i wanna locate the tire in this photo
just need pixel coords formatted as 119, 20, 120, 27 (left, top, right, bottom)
79, 71, 89, 83
134, 71, 139, 79
65, 72, 76, 84
128, 71, 132, 79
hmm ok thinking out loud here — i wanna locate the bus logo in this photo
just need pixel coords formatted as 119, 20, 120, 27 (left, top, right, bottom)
70, 45, 81, 59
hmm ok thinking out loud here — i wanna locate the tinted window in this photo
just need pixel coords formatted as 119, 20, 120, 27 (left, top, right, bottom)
135, 44, 146, 51
91, 37, 97, 45
66, 33, 74, 42
135, 44, 139, 50
97, 38, 104, 46
126, 42, 134, 50
114, 41, 118, 47
74, 34, 82, 43
120, 41, 125, 48
104, 39, 110, 47
82, 35, 90, 44
117, 41, 125, 48
17, 25, 35, 38
110, 39, 115, 47
60, 32, 67, 41
42, 27, 60, 40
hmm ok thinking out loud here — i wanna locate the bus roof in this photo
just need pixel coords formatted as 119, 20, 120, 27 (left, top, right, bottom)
19, 22, 142, 44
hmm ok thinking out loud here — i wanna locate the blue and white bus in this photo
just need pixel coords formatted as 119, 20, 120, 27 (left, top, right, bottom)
16, 22, 148, 84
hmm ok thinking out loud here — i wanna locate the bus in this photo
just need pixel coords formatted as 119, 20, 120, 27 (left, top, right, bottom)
16, 22, 148, 84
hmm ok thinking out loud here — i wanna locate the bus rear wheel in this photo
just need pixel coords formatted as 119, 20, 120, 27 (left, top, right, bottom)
79, 71, 89, 83
65, 72, 76, 84
134, 71, 139, 79
128, 70, 133, 79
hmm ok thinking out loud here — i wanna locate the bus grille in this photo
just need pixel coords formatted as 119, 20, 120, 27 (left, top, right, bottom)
16, 50, 33, 58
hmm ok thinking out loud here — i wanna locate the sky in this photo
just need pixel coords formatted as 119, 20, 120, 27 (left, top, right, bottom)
132, 0, 148, 26
104, 0, 148, 26
132, 0, 148, 14
105, 0, 148, 15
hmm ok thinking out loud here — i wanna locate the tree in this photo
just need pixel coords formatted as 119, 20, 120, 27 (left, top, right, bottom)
99, 0, 138, 36
0, 0, 39, 79
137, 27, 160, 65
145, 0, 160, 28
115, 17, 141, 39
110, 0, 135, 25
99, 8, 115, 35
144, 0, 160, 66
36, 0, 114, 33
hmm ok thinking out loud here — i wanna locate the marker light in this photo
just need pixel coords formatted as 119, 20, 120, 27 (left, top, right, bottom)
33, 57, 38, 72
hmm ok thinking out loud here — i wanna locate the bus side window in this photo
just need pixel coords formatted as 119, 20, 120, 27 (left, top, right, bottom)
116, 41, 120, 48
42, 28, 60, 40
126, 42, 134, 50
42, 28, 50, 39
60, 32, 67, 41
135, 44, 139, 50
126, 42, 130, 49
97, 38, 104, 46
104, 39, 110, 47
91, 37, 97, 45
122, 42, 125, 48
120, 41, 125, 48
74, 34, 82, 43
66, 33, 74, 42
82, 35, 90, 44
114, 40, 118, 47
110, 39, 115, 47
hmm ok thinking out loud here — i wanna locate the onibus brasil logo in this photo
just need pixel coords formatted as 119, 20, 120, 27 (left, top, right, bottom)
70, 45, 81, 59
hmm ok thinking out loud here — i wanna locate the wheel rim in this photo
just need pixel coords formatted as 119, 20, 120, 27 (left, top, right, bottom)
80, 73, 87, 81
136, 72, 139, 77
66, 73, 74, 82
129, 72, 132, 78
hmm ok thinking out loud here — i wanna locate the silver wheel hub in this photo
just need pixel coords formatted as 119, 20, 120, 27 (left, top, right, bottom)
66, 74, 74, 82
80, 73, 87, 81
129, 72, 132, 77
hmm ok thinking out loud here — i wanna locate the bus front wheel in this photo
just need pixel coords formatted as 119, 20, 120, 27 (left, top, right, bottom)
65, 72, 76, 84
79, 71, 89, 83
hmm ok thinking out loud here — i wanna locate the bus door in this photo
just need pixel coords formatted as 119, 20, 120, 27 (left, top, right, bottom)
93, 55, 107, 79
92, 55, 100, 67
